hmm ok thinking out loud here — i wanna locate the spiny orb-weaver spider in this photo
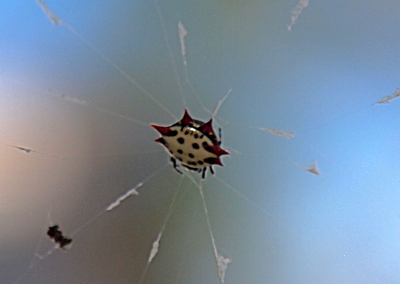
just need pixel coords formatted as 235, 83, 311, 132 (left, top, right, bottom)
151, 109, 229, 178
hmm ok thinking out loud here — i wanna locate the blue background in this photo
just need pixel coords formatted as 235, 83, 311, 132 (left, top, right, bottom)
1, 0, 400, 283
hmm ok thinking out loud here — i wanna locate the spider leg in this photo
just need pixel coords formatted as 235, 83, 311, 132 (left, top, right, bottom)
201, 167, 207, 179
218, 127, 222, 145
209, 166, 215, 175
170, 157, 182, 174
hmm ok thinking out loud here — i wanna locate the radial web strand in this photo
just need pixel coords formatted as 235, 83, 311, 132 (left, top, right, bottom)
35, 0, 177, 121
184, 173, 231, 283
36, 0, 65, 26
138, 177, 184, 284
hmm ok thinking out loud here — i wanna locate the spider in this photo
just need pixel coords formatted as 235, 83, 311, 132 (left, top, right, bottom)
151, 109, 229, 178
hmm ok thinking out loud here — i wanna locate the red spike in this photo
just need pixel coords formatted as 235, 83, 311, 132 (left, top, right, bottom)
180, 109, 193, 125
151, 124, 172, 136
154, 137, 165, 144
204, 157, 223, 166
199, 118, 214, 135
209, 144, 229, 157
203, 143, 229, 157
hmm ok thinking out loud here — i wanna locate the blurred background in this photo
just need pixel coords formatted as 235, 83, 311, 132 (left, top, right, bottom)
1, 0, 400, 283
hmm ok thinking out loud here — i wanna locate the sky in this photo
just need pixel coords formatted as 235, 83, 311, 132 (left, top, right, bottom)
1, 0, 400, 283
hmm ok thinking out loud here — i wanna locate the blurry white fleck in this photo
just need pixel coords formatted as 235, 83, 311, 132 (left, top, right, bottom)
36, 0, 65, 26
376, 88, 400, 104
178, 21, 188, 66
59, 94, 88, 106
294, 160, 321, 176
35, 249, 55, 260
260, 128, 295, 138
148, 233, 162, 263
216, 254, 231, 283
106, 185, 141, 211
287, 0, 309, 31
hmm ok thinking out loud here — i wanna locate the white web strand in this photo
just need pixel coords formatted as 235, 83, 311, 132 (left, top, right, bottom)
184, 173, 231, 283
12, 211, 53, 284
71, 164, 168, 235
287, 0, 309, 31
35, 0, 177, 121
197, 179, 231, 283
12, 155, 66, 284
212, 89, 231, 120
153, 0, 187, 108
138, 177, 184, 284
215, 176, 273, 217
56, 93, 149, 126
175, 20, 219, 117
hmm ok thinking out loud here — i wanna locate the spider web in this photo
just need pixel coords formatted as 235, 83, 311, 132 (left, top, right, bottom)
2, 1, 266, 283
2, 1, 400, 284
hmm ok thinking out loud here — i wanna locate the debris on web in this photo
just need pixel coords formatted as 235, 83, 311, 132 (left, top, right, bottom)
148, 233, 162, 263
287, 0, 309, 31
36, 0, 65, 26
376, 88, 400, 104
47, 225, 72, 249
294, 160, 321, 176
216, 254, 231, 283
106, 185, 141, 211
106, 167, 166, 211
178, 21, 188, 67
260, 128, 295, 138
12, 146, 36, 154
59, 94, 89, 106
0, 142, 59, 157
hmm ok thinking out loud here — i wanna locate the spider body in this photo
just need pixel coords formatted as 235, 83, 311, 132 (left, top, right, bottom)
151, 109, 228, 178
